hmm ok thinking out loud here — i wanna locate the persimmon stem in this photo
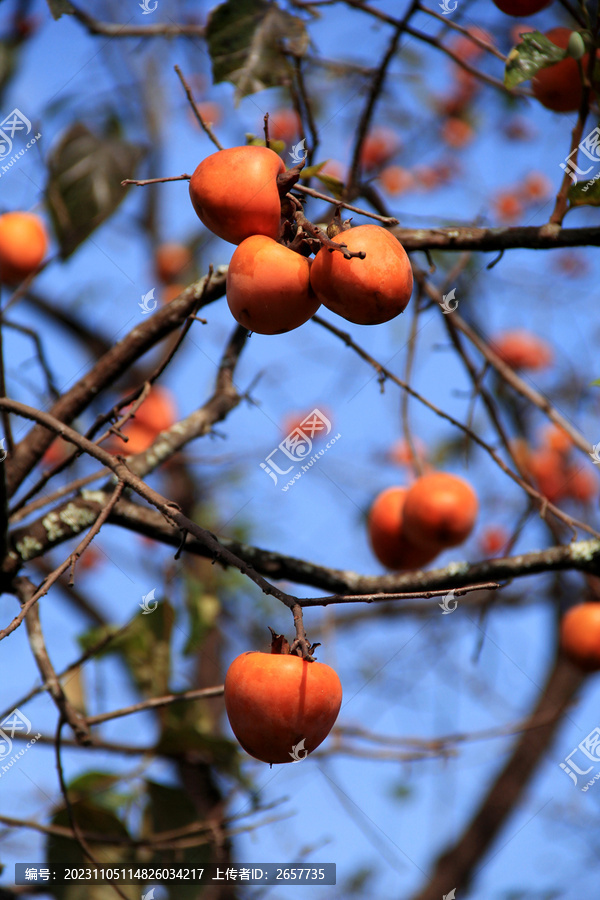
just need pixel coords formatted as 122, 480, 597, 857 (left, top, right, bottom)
294, 213, 366, 260
289, 602, 316, 661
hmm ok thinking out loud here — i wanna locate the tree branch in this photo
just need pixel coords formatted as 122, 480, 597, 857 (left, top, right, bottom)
4, 269, 227, 498
393, 224, 600, 252
410, 655, 585, 900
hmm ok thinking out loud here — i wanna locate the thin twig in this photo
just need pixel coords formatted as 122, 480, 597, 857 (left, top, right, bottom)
1, 479, 125, 640
14, 576, 91, 744
292, 183, 398, 223
69, 3, 205, 37
401, 282, 425, 477
348, 3, 414, 193
312, 314, 600, 539
54, 717, 130, 900
416, 4, 505, 60
121, 173, 191, 187
174, 65, 224, 151
87, 685, 224, 727
298, 582, 499, 607
0, 399, 300, 629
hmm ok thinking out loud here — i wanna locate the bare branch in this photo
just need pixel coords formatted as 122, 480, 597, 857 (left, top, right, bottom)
4, 270, 227, 499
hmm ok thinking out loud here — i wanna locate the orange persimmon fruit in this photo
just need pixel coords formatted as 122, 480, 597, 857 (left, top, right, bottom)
189, 145, 285, 245
492, 329, 553, 370
224, 650, 342, 764
226, 235, 319, 334
402, 472, 478, 550
155, 243, 192, 283
309, 224, 413, 326
560, 603, 600, 671
532, 28, 591, 113
0, 211, 48, 283
368, 486, 440, 570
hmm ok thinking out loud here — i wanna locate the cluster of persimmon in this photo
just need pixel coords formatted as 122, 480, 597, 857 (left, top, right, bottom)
514, 424, 598, 505
188, 145, 414, 334
224, 630, 342, 765
368, 472, 478, 570
0, 210, 48, 285
492, 0, 599, 114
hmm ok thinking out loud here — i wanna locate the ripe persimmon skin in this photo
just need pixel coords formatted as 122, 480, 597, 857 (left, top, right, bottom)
309, 224, 413, 325
368, 487, 439, 570
189, 146, 285, 245
226, 235, 319, 334
115, 386, 177, 456
492, 329, 553, 370
224, 652, 343, 764
532, 28, 589, 113
493, 0, 551, 15
0, 212, 47, 283
403, 472, 478, 550
155, 243, 192, 283
560, 603, 600, 671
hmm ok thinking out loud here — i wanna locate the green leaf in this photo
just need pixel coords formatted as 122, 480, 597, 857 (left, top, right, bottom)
64, 771, 123, 808
45, 0, 75, 20
315, 171, 345, 199
245, 132, 286, 156
504, 31, 567, 90
206, 0, 309, 103
183, 573, 221, 655
141, 781, 212, 899
300, 161, 327, 179
78, 600, 174, 697
47, 799, 135, 900
568, 176, 600, 208
45, 122, 144, 258
591, 378, 600, 387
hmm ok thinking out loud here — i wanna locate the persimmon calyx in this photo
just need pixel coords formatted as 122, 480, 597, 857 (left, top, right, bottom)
276, 159, 306, 197
268, 627, 291, 654
326, 208, 353, 238
268, 626, 320, 661
296, 214, 366, 260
